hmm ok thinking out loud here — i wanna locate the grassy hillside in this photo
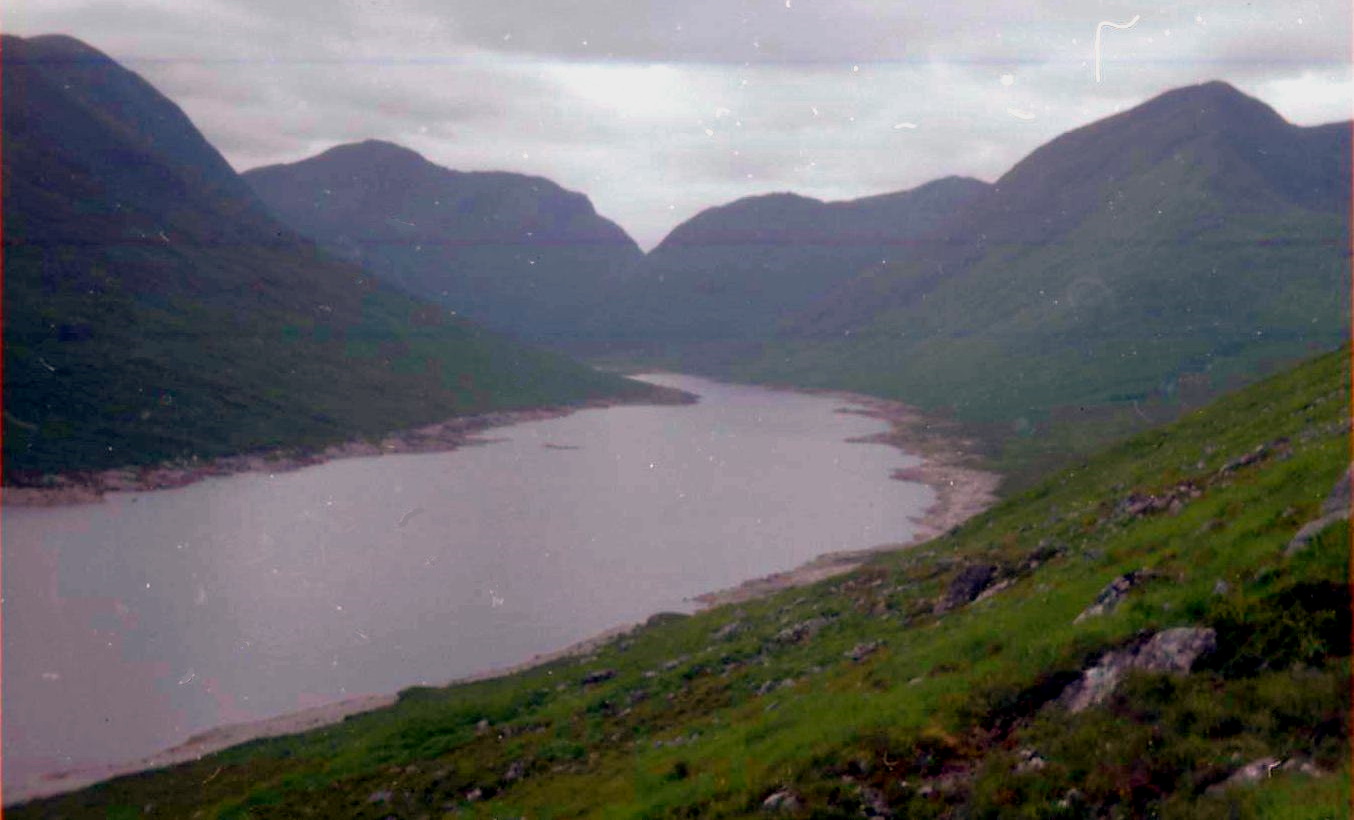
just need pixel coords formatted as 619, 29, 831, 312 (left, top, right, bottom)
2, 35, 650, 478
19, 346, 1348, 818
590, 83, 1348, 479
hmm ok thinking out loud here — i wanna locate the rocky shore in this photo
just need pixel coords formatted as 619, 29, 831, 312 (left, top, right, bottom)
3, 384, 694, 507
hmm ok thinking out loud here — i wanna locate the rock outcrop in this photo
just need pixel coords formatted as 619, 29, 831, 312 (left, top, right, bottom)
1286, 467, 1351, 554
1059, 628, 1216, 713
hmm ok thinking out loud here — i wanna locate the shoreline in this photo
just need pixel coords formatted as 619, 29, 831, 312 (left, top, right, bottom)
2, 383, 694, 507
691, 388, 1000, 606
6, 382, 999, 806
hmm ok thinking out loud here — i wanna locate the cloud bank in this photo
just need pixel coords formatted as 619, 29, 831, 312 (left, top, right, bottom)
7, 0, 1349, 248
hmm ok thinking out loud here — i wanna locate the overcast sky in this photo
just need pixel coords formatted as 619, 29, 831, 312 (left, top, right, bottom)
8, 1, 1350, 248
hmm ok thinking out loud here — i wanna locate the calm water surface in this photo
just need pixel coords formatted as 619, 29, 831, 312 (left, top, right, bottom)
3, 374, 931, 788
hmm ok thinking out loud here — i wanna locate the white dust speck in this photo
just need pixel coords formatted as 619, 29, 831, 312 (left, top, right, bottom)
1000, 73, 1015, 86
893, 122, 918, 130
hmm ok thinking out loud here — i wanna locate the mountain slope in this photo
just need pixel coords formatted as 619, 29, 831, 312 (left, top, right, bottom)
1, 34, 651, 477
243, 141, 643, 342
739, 82, 1349, 424
15, 346, 1348, 818
589, 177, 990, 345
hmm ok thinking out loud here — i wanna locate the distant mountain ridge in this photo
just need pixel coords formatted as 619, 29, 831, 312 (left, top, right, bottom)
688, 82, 1349, 432
244, 140, 643, 342
584, 176, 991, 344
67, 44, 1346, 459
2, 34, 648, 476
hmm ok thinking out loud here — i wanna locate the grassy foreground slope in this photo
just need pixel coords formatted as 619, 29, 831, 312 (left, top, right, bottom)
19, 348, 1348, 818
2, 34, 649, 478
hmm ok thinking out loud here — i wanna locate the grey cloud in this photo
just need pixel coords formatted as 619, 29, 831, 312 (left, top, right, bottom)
6, 0, 1347, 249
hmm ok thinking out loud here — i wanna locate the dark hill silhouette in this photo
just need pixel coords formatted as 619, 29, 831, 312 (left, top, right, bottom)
244, 141, 642, 342
2, 34, 647, 476
591, 176, 990, 344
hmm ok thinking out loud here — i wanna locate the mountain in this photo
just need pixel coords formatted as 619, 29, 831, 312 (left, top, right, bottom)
1, 34, 651, 477
730, 82, 1349, 426
584, 177, 990, 345
18, 345, 1349, 818
243, 141, 643, 342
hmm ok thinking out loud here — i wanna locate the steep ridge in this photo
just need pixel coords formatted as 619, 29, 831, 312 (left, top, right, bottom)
2, 34, 650, 477
243, 141, 643, 342
753, 82, 1349, 423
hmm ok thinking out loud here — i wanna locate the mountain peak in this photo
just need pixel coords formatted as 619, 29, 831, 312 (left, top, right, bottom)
11, 33, 114, 62
1134, 79, 1286, 126
310, 139, 433, 171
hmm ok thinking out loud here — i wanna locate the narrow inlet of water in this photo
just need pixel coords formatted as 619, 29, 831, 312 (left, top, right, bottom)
2, 374, 933, 792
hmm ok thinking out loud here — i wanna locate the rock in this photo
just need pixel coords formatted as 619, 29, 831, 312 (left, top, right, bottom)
1060, 627, 1215, 713
774, 616, 831, 644
1212, 579, 1230, 596
1014, 748, 1047, 774
1074, 570, 1153, 622
975, 579, 1013, 602
475, 719, 491, 735
1133, 627, 1217, 673
713, 620, 745, 640
465, 788, 483, 802
762, 789, 802, 813
1059, 657, 1128, 714
368, 790, 393, 804
503, 760, 526, 782
846, 640, 883, 662
857, 784, 890, 817
1206, 757, 1282, 793
935, 564, 997, 612
581, 668, 616, 685
1056, 788, 1085, 809
1280, 757, 1328, 777
1320, 467, 1351, 517
1286, 468, 1351, 555
1217, 443, 1272, 475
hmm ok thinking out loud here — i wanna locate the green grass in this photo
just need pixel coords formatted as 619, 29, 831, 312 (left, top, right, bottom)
12, 347, 1349, 818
